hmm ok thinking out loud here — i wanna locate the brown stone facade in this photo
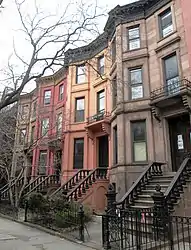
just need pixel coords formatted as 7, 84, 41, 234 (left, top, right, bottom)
109, 0, 191, 200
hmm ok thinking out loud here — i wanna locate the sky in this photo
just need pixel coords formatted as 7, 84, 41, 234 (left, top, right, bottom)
0, 0, 138, 92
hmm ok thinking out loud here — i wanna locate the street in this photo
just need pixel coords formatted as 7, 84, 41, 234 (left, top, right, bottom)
0, 217, 94, 250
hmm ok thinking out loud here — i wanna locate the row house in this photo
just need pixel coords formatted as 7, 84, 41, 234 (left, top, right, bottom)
12, 68, 67, 177
11, 0, 191, 211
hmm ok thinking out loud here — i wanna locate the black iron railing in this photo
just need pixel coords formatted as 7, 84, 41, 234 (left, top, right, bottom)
115, 162, 165, 208
164, 157, 191, 212
151, 79, 191, 101
50, 169, 91, 197
66, 168, 108, 201
87, 111, 110, 124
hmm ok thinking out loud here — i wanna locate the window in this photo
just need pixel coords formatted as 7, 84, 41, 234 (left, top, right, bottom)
59, 84, 64, 101
33, 102, 36, 118
112, 77, 117, 108
159, 8, 173, 38
41, 118, 49, 136
113, 126, 118, 164
31, 126, 35, 143
19, 128, 26, 144
111, 38, 116, 64
130, 68, 143, 99
128, 26, 140, 50
73, 138, 84, 169
97, 90, 105, 113
21, 105, 28, 116
76, 64, 86, 84
57, 113, 62, 134
131, 121, 147, 162
39, 150, 47, 175
164, 54, 179, 95
75, 97, 85, 122
98, 56, 104, 75
44, 90, 51, 105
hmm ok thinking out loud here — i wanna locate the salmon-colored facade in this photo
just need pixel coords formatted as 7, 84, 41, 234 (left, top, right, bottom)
62, 35, 112, 180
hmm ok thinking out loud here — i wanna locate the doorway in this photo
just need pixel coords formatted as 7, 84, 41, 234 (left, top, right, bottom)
168, 114, 191, 171
98, 135, 109, 168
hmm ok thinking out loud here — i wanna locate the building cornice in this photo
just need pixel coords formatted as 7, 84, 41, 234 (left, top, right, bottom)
64, 32, 108, 65
105, 0, 172, 40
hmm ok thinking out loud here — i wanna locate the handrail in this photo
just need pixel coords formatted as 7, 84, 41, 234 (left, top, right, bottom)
24, 175, 58, 197
66, 168, 108, 201
23, 175, 46, 195
0, 178, 16, 192
50, 169, 90, 197
164, 157, 191, 210
116, 162, 165, 207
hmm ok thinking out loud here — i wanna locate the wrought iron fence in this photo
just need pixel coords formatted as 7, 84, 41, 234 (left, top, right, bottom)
102, 208, 191, 250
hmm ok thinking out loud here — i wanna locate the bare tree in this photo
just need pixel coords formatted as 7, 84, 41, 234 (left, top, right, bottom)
0, 0, 104, 110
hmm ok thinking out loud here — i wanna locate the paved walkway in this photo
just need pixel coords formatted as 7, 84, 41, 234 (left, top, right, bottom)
0, 217, 95, 250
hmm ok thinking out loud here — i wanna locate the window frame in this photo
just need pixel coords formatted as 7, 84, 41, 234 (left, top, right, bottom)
31, 126, 35, 143
56, 113, 62, 134
163, 53, 179, 95
33, 101, 36, 118
19, 128, 26, 144
73, 138, 84, 169
159, 8, 173, 39
44, 90, 51, 105
129, 67, 144, 100
75, 97, 85, 122
76, 64, 86, 84
113, 126, 118, 165
112, 77, 117, 108
111, 37, 116, 64
97, 90, 105, 113
131, 120, 147, 163
97, 55, 105, 76
59, 84, 64, 101
41, 118, 49, 136
38, 150, 48, 175
128, 26, 140, 51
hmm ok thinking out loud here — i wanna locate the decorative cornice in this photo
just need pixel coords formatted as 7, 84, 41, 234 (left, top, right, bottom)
36, 67, 67, 84
64, 32, 108, 65
105, 0, 172, 40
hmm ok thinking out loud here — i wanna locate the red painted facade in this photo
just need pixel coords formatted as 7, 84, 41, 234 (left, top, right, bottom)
24, 69, 68, 176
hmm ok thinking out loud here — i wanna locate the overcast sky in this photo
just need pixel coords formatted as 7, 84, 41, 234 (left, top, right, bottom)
0, 0, 138, 92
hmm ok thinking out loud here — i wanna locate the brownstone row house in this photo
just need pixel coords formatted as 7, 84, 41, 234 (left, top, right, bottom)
10, 0, 191, 211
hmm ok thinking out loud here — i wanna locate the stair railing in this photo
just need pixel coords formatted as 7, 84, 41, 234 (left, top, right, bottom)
50, 169, 91, 198
22, 175, 47, 195
66, 168, 108, 201
164, 157, 191, 212
24, 175, 59, 197
115, 162, 165, 209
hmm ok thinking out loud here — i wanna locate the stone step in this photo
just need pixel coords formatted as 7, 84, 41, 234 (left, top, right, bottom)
150, 179, 172, 184
145, 184, 169, 190
141, 189, 166, 195
137, 194, 153, 201
133, 200, 154, 207
130, 205, 153, 209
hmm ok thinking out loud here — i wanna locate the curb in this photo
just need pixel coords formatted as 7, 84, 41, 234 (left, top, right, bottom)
0, 213, 102, 250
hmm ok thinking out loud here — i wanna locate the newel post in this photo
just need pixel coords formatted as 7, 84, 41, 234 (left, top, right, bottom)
152, 184, 168, 239
106, 183, 117, 212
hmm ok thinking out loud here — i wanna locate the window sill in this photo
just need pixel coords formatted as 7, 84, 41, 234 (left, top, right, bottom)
157, 30, 177, 43
155, 34, 180, 53
72, 121, 86, 125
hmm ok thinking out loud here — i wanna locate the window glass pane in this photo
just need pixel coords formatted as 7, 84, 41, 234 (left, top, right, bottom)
57, 114, 62, 131
76, 98, 84, 110
131, 86, 143, 99
161, 9, 173, 37
130, 69, 142, 84
166, 76, 180, 95
134, 142, 147, 161
132, 122, 146, 141
78, 65, 85, 75
77, 74, 86, 84
129, 27, 140, 39
164, 55, 178, 80
129, 39, 140, 50
98, 91, 105, 112
74, 138, 84, 169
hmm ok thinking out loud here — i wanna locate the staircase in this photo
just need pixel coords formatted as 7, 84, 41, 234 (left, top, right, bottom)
130, 172, 175, 209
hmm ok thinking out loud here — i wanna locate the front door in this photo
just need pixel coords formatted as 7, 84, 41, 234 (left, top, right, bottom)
98, 136, 109, 168
169, 114, 191, 171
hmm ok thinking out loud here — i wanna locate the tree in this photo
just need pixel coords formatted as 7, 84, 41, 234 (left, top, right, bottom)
0, 0, 104, 110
